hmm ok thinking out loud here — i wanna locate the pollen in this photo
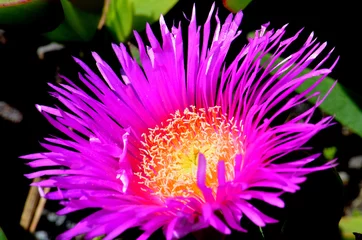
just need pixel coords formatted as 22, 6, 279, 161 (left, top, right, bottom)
135, 106, 244, 199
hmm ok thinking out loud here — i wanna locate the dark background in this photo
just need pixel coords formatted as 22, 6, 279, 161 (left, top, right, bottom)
0, 0, 360, 239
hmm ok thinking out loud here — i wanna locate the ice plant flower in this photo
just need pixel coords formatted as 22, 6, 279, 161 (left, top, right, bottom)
22, 3, 338, 240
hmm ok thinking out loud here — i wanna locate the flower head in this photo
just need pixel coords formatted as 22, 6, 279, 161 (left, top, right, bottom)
23, 3, 338, 240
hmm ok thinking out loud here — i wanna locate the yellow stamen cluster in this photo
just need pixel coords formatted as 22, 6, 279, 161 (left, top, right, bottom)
135, 106, 244, 199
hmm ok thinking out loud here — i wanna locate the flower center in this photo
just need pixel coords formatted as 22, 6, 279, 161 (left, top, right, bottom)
136, 106, 244, 199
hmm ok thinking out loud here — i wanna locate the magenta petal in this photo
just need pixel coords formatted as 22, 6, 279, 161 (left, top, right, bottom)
197, 153, 215, 203
165, 218, 178, 240
202, 203, 231, 234
220, 205, 246, 232
244, 191, 285, 208
235, 201, 266, 227
217, 160, 226, 186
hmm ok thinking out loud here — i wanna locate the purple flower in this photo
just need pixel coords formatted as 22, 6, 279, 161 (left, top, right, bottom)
22, 3, 338, 240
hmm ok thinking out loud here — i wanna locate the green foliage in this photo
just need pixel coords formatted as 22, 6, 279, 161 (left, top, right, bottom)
68, 0, 104, 13
222, 0, 253, 12
340, 216, 362, 240
132, 0, 177, 31
0, 0, 177, 43
0, 227, 8, 240
323, 146, 337, 160
0, 0, 64, 32
105, 0, 178, 43
44, 0, 101, 42
105, 0, 134, 42
128, 42, 141, 64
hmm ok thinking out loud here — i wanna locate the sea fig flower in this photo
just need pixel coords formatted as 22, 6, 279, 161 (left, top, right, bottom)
22, 3, 338, 240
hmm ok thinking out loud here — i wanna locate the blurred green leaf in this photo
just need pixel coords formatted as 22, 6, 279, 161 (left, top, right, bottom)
69, 0, 104, 13
132, 0, 177, 32
340, 216, 362, 239
352, 209, 362, 217
92, 236, 104, 240
0, 0, 63, 32
105, 0, 134, 42
128, 41, 140, 64
44, 0, 101, 42
323, 146, 337, 160
247, 31, 255, 39
222, 0, 253, 12
103, 0, 177, 43
262, 53, 362, 139
0, 227, 8, 240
